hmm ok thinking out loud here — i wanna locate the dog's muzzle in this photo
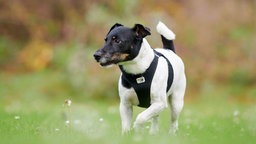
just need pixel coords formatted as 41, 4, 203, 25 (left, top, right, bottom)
94, 51, 107, 65
94, 49, 130, 66
93, 51, 102, 62
94, 50, 114, 66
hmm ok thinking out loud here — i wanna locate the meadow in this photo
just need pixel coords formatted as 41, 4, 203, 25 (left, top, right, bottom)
0, 71, 255, 144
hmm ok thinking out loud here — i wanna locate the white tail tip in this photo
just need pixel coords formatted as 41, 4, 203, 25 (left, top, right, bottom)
156, 21, 175, 40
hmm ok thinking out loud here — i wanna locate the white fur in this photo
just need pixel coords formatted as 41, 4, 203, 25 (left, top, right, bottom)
156, 21, 176, 40
118, 22, 186, 134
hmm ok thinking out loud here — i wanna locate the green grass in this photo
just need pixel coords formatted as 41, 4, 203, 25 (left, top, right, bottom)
1, 100, 255, 144
0, 71, 255, 144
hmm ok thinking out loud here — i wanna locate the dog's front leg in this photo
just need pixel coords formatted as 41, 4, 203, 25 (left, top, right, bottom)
120, 102, 133, 134
133, 102, 166, 133
150, 115, 159, 134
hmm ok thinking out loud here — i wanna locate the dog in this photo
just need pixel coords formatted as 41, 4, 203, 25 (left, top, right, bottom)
94, 21, 186, 134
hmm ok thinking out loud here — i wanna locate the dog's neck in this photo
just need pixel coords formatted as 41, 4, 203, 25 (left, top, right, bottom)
119, 39, 155, 74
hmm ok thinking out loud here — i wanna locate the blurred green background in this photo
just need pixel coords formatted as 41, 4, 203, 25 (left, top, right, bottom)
0, 0, 255, 143
1, 0, 255, 106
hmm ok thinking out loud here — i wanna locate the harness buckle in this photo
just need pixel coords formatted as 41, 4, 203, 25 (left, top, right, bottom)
136, 76, 145, 84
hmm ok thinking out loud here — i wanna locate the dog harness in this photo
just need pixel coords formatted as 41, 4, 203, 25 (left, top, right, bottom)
119, 51, 174, 108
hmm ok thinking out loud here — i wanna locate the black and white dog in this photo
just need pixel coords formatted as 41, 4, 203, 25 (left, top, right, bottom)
94, 21, 186, 134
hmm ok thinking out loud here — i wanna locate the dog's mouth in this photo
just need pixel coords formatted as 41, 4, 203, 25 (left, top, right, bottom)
98, 57, 117, 67
94, 55, 119, 67
94, 52, 129, 67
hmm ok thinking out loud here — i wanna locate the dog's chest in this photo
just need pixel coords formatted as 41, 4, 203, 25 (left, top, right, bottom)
119, 51, 174, 108
119, 56, 158, 108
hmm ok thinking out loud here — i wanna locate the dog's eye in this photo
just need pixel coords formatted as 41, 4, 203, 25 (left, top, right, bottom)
115, 39, 121, 44
111, 36, 116, 41
112, 36, 121, 44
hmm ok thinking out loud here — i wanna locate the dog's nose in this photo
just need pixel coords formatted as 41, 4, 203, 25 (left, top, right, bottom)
94, 51, 102, 61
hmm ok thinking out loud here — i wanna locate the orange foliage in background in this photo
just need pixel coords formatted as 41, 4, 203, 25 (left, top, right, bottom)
18, 40, 53, 71
0, 0, 255, 86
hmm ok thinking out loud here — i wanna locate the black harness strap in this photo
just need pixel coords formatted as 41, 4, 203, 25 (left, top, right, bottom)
119, 55, 158, 108
119, 51, 173, 108
154, 50, 174, 92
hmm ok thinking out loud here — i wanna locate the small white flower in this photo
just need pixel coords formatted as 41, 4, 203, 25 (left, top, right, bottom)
14, 116, 20, 120
65, 120, 70, 124
64, 99, 72, 106
233, 110, 240, 117
99, 118, 104, 122
55, 128, 60, 131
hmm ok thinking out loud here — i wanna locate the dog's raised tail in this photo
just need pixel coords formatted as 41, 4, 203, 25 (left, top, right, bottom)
156, 21, 176, 53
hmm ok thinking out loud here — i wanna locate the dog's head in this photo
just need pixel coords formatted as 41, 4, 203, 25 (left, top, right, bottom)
94, 23, 151, 67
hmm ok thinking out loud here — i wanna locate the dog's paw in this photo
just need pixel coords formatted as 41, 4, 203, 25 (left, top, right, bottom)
122, 129, 132, 136
169, 122, 178, 135
133, 122, 144, 133
149, 128, 159, 135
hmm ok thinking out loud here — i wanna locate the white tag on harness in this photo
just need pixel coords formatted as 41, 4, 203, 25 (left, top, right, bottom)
136, 76, 145, 84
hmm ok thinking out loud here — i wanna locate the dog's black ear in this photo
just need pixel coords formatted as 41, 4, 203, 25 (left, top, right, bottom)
107, 23, 123, 35
132, 24, 151, 38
